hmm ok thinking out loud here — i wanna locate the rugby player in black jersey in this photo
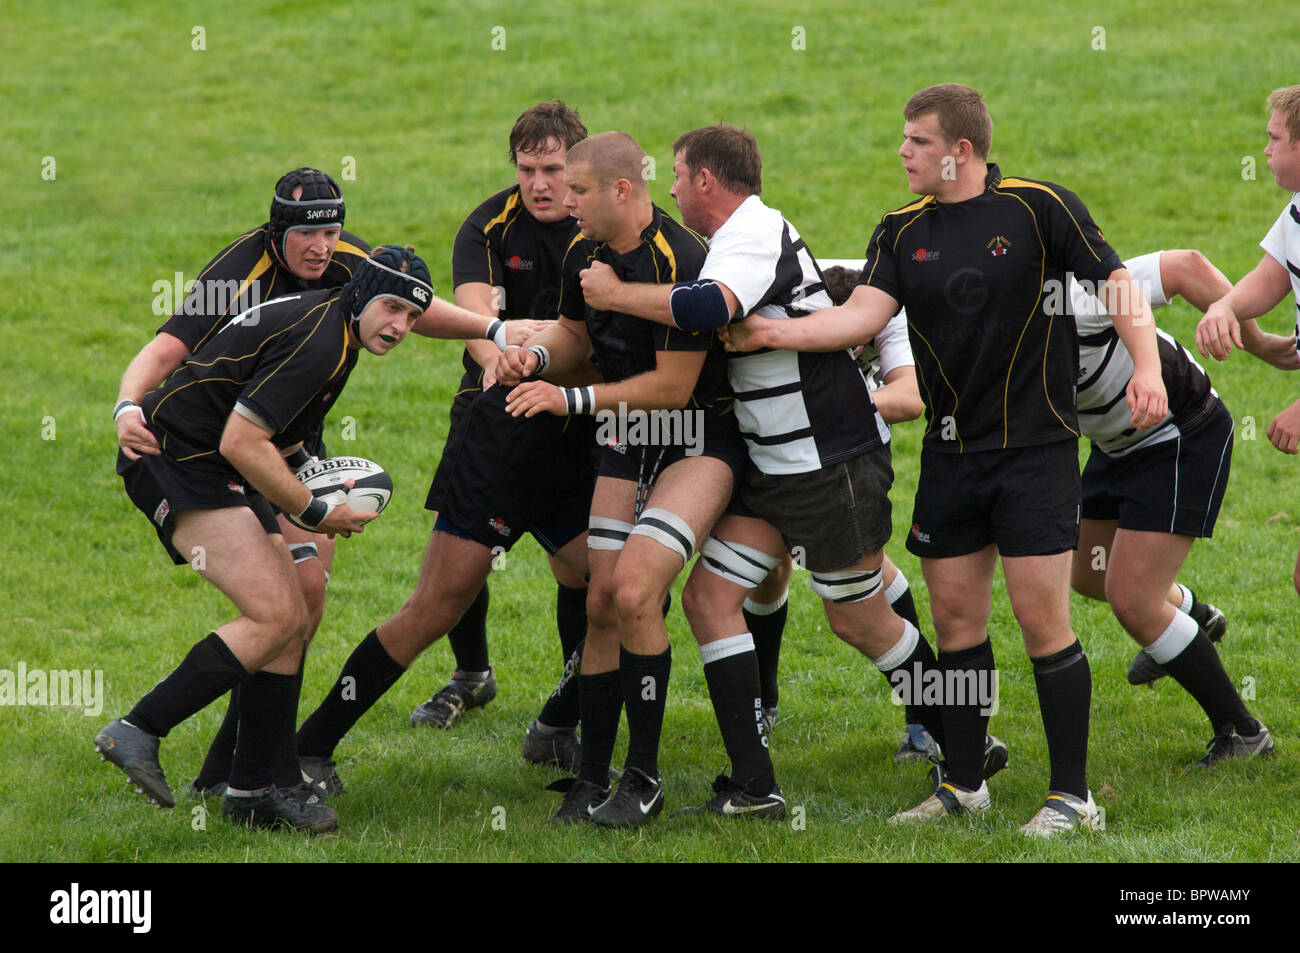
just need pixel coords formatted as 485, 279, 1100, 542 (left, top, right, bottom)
726, 85, 1167, 836
113, 169, 539, 798
98, 247, 450, 831
576, 125, 953, 817
498, 130, 762, 825
1066, 249, 1271, 765
409, 103, 596, 774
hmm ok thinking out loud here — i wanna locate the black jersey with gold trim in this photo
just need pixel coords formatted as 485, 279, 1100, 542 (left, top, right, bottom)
860, 164, 1121, 453
451, 185, 578, 384
156, 225, 370, 355
559, 206, 730, 416
143, 290, 358, 478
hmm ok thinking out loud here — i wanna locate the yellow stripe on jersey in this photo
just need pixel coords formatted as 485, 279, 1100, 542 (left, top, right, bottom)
234, 252, 274, 311
987, 188, 1078, 444
198, 230, 263, 280
652, 230, 678, 282
484, 192, 521, 234
995, 179, 1106, 264
893, 204, 936, 251
244, 301, 336, 404
884, 194, 936, 218
906, 321, 963, 453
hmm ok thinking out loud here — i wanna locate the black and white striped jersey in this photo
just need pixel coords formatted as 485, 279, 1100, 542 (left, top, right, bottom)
1072, 252, 1215, 456
703, 196, 888, 475
1260, 192, 1300, 353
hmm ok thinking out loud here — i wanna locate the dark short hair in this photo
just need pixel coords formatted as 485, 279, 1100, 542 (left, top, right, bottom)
508, 100, 588, 164
673, 124, 762, 195
904, 84, 992, 160
821, 266, 861, 306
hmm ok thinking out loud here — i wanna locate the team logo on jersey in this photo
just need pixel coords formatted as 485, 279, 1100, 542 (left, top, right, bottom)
488, 516, 511, 536
152, 499, 170, 526
987, 235, 1011, 257
910, 523, 931, 544
227, 481, 245, 495
505, 256, 534, 271
911, 247, 940, 263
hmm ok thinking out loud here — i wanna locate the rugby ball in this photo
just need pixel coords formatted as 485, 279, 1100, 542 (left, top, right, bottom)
297, 456, 394, 515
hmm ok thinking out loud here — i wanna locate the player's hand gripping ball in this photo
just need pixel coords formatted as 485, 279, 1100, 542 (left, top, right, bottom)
296, 456, 394, 515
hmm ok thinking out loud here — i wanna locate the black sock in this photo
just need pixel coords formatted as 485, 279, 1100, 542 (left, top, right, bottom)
538, 638, 583, 730
879, 624, 945, 747
273, 665, 306, 789
937, 639, 994, 791
1163, 631, 1253, 735
556, 584, 587, 660
296, 630, 405, 758
620, 646, 670, 778
228, 671, 297, 792
888, 581, 921, 631
447, 584, 490, 673
193, 685, 240, 789
1032, 640, 1090, 800
127, 632, 247, 738
745, 595, 787, 710
578, 669, 622, 787
702, 636, 775, 795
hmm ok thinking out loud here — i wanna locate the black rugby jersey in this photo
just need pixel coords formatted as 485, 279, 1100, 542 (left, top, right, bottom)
143, 290, 358, 478
559, 206, 730, 419
451, 185, 578, 387
861, 164, 1121, 453
156, 225, 370, 354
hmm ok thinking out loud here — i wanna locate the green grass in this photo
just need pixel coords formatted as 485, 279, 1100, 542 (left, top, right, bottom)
3, 0, 1299, 862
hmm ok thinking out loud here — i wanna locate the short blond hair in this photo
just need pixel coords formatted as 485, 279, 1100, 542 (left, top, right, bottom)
904, 84, 992, 160
1267, 85, 1300, 144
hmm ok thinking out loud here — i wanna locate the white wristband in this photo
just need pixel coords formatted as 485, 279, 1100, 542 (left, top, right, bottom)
113, 399, 144, 423
486, 319, 509, 352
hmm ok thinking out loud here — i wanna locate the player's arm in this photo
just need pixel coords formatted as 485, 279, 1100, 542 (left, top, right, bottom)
219, 413, 373, 537
1196, 253, 1294, 361
410, 291, 545, 347
579, 261, 742, 330
495, 314, 592, 387
721, 284, 899, 353
872, 366, 923, 425
1097, 267, 1167, 430
505, 348, 706, 418
115, 331, 191, 460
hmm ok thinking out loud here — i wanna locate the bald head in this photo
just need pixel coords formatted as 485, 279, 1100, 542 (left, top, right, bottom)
567, 131, 649, 195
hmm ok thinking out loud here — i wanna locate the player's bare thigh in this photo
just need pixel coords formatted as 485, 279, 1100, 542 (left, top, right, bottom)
171, 506, 306, 672
1103, 528, 1194, 643
921, 545, 998, 651
1002, 550, 1075, 655
1072, 518, 1118, 602
612, 455, 734, 654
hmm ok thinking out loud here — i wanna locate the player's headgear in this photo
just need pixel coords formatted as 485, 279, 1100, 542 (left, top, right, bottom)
341, 245, 434, 335
268, 167, 345, 265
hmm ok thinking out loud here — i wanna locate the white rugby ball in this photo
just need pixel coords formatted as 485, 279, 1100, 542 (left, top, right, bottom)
297, 456, 394, 515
